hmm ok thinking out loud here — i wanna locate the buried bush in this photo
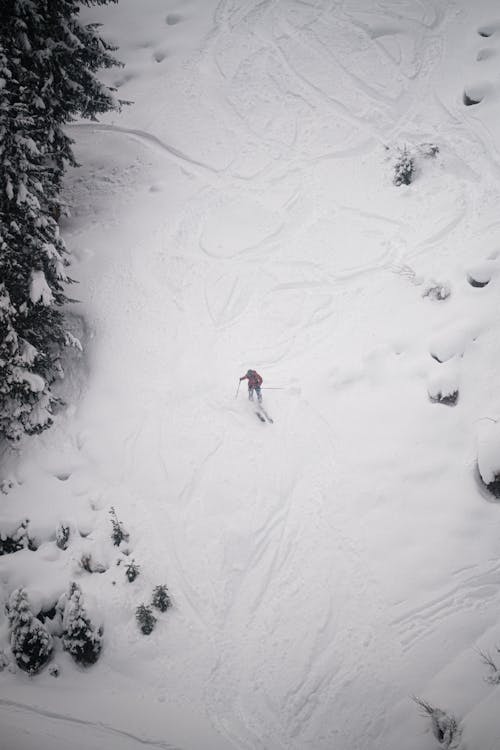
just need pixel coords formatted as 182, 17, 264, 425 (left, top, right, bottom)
422, 283, 451, 301
429, 389, 459, 406
61, 582, 103, 665
477, 648, 500, 684
79, 552, 107, 574
136, 604, 156, 635
0, 519, 36, 555
418, 142, 440, 158
413, 696, 460, 748
151, 584, 171, 612
7, 588, 53, 673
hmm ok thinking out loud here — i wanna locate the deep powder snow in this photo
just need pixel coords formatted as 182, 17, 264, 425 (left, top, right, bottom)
2, 1, 500, 749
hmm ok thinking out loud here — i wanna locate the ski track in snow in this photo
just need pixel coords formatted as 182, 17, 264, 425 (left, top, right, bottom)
0, 699, 180, 750
69, 122, 227, 181
151, 2, 496, 741
5, 1, 500, 749
392, 558, 500, 653
82, 2, 464, 745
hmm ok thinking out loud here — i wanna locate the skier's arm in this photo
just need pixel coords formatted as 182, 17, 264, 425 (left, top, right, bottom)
240, 375, 248, 381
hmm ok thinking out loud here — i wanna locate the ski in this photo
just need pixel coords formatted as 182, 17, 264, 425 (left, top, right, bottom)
255, 411, 266, 423
257, 406, 274, 424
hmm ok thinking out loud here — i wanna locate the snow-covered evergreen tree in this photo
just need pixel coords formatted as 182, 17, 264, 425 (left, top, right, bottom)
55, 521, 70, 550
61, 581, 103, 665
151, 584, 171, 612
136, 604, 156, 635
7, 587, 53, 673
393, 146, 414, 186
125, 558, 140, 582
109, 506, 129, 546
0, 518, 36, 555
0, 0, 122, 439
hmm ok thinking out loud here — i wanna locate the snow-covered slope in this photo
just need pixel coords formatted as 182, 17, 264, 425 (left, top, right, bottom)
2, 1, 500, 748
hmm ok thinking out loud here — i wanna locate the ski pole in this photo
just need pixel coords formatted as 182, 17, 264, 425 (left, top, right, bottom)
235, 380, 241, 399
261, 387, 284, 390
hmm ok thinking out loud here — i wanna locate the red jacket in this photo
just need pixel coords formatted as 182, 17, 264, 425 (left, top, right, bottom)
241, 370, 263, 388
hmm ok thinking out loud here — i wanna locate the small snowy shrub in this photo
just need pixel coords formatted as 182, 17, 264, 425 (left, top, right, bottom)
419, 142, 440, 158
61, 582, 103, 665
151, 584, 171, 612
0, 649, 10, 672
393, 146, 415, 186
136, 604, 156, 635
422, 283, 451, 301
49, 663, 60, 678
0, 519, 36, 555
55, 522, 70, 550
0, 477, 14, 494
7, 588, 53, 674
80, 553, 93, 573
429, 389, 459, 406
413, 697, 460, 748
80, 552, 107, 574
478, 648, 500, 684
125, 559, 140, 582
109, 506, 129, 546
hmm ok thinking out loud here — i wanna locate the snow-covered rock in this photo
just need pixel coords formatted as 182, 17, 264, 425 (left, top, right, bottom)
477, 419, 500, 491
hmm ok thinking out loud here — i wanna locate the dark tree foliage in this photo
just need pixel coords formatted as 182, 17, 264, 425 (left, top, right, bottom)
0, 0, 121, 439
0, 518, 36, 555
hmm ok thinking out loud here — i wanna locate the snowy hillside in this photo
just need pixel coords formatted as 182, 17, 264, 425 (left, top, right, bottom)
3, 0, 500, 748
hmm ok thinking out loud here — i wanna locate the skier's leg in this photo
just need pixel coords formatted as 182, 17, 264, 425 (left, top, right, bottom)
248, 387, 254, 401
256, 386, 262, 403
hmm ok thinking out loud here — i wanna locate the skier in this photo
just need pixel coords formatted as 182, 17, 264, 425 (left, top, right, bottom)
239, 369, 263, 403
